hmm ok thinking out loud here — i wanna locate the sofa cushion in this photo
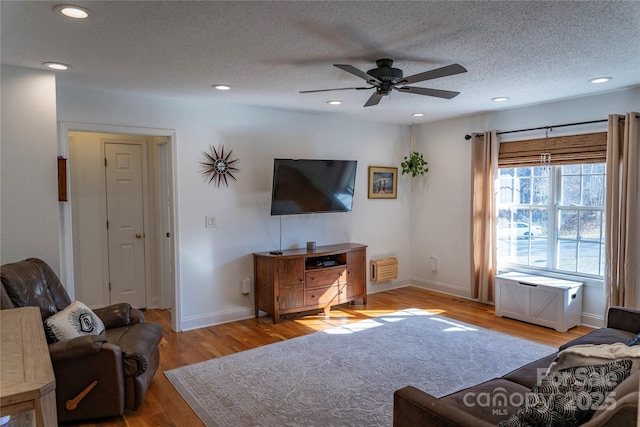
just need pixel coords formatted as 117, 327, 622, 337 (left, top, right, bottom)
498, 359, 633, 427
502, 353, 558, 389
44, 300, 106, 343
441, 378, 530, 425
560, 328, 635, 350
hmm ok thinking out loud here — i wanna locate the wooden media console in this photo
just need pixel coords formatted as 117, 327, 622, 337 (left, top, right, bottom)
253, 243, 367, 323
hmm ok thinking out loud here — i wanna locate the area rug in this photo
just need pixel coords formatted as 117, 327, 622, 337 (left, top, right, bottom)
165, 309, 556, 427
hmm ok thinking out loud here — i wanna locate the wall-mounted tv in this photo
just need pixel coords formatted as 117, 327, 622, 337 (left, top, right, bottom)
270, 159, 357, 215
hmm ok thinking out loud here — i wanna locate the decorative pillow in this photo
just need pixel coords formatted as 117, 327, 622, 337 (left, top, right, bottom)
498, 359, 632, 427
44, 301, 106, 343
626, 333, 640, 346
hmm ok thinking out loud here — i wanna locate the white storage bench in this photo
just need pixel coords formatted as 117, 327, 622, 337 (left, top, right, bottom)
495, 272, 583, 332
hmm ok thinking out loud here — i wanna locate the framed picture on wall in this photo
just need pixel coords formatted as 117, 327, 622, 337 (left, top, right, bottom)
368, 166, 398, 199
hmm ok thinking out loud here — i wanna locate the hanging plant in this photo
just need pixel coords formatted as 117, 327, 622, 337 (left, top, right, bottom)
401, 151, 429, 177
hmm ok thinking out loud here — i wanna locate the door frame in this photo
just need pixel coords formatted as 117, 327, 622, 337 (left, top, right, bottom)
59, 122, 181, 331
155, 140, 173, 309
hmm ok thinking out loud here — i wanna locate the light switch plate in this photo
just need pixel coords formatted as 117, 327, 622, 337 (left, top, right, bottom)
206, 216, 217, 228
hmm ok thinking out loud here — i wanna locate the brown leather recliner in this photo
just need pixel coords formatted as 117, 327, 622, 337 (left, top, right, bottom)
0, 258, 163, 422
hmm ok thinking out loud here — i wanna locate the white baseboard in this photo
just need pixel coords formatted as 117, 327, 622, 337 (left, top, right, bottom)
367, 278, 411, 294
181, 307, 254, 332
408, 278, 472, 299
178, 281, 605, 332
581, 313, 605, 329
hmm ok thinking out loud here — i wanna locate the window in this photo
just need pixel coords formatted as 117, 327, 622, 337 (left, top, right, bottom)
497, 163, 605, 277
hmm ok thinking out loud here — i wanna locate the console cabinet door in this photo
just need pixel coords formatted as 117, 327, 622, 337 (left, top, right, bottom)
346, 249, 365, 298
277, 258, 305, 310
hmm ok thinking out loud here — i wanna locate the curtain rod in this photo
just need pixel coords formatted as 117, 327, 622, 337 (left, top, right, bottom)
464, 114, 639, 140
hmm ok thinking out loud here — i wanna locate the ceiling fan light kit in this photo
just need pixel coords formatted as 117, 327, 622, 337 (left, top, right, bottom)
301, 58, 467, 107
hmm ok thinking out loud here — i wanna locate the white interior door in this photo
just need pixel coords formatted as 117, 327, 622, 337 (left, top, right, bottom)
105, 142, 147, 308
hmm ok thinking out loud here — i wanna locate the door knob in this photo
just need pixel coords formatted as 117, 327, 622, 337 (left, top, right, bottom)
135, 233, 142, 239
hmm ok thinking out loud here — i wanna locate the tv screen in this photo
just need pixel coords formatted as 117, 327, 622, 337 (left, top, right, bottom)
270, 159, 357, 215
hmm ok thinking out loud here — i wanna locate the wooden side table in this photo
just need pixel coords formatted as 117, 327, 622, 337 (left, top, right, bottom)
1, 307, 57, 427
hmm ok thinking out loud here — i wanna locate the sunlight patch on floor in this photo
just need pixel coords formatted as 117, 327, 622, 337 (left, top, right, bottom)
293, 307, 448, 333
430, 316, 478, 332
323, 319, 385, 334
322, 308, 438, 335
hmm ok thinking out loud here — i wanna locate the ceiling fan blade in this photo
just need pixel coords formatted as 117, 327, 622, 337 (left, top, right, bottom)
364, 92, 384, 107
400, 64, 467, 85
396, 86, 460, 99
299, 87, 372, 93
334, 64, 382, 85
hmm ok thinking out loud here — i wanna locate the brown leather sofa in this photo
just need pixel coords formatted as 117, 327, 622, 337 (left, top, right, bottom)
1, 258, 163, 422
393, 306, 640, 427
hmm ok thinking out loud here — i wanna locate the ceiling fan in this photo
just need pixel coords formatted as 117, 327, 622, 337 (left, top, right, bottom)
300, 58, 467, 107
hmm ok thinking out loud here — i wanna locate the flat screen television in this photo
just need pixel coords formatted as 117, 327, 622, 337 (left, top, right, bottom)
270, 159, 357, 215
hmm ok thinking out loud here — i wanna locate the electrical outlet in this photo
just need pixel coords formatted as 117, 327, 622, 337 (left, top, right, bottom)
241, 278, 251, 295
205, 216, 217, 228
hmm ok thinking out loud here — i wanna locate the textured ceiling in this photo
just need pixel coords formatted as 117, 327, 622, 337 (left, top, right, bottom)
2, 1, 639, 124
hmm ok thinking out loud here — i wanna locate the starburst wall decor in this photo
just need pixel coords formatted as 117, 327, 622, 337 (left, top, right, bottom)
200, 144, 239, 187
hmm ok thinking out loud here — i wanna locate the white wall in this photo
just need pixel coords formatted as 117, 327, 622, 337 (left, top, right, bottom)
3, 63, 637, 330
0, 65, 60, 271
56, 85, 412, 330
411, 88, 640, 326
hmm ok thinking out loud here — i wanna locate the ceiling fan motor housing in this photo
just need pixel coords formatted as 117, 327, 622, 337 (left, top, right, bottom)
367, 59, 403, 95
301, 58, 464, 105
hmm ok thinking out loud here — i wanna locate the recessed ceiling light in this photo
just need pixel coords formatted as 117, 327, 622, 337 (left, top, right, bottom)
212, 85, 231, 91
327, 100, 342, 105
492, 97, 509, 102
411, 113, 424, 117
590, 77, 612, 84
43, 62, 72, 70
54, 4, 90, 19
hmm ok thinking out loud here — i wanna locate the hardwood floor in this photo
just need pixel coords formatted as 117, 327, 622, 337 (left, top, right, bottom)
69, 286, 595, 427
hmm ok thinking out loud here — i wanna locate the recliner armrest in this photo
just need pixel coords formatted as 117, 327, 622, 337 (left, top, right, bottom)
607, 306, 640, 333
130, 307, 145, 324
48, 334, 106, 363
116, 322, 163, 377
393, 386, 495, 427
93, 303, 132, 328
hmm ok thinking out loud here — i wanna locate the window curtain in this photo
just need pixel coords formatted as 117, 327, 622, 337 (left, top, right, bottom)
470, 130, 499, 302
605, 112, 640, 309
